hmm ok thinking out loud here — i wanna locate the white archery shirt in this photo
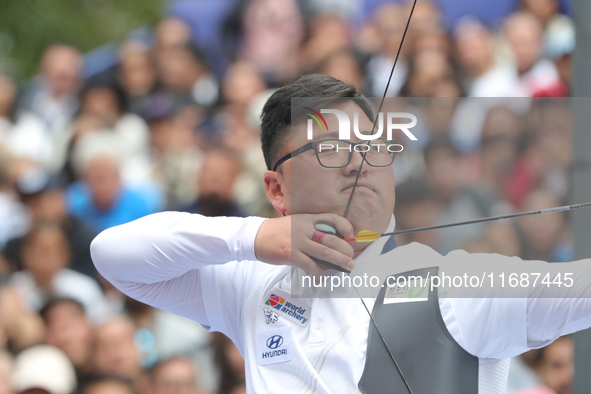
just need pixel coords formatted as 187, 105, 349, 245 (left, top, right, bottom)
91, 212, 591, 394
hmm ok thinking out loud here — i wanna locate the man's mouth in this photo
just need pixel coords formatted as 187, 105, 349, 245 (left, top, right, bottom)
342, 181, 375, 192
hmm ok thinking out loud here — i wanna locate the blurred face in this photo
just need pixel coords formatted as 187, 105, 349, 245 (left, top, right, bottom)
522, 0, 558, 25
537, 337, 573, 394
198, 152, 241, 201
83, 381, 134, 394
41, 46, 82, 97
22, 227, 69, 282
84, 156, 121, 211
520, 190, 564, 254
44, 302, 93, 370
506, 15, 542, 74
271, 101, 396, 242
93, 319, 140, 379
119, 52, 155, 95
81, 88, 120, 124
153, 359, 200, 394
222, 61, 266, 107
425, 149, 460, 199
455, 27, 493, 74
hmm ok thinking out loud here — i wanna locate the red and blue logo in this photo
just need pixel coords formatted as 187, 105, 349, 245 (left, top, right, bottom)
265, 294, 285, 310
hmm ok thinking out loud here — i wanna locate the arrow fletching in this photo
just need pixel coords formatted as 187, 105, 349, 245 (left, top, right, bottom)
345, 230, 382, 243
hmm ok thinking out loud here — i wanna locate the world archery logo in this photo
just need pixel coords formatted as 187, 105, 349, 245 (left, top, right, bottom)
265, 294, 285, 310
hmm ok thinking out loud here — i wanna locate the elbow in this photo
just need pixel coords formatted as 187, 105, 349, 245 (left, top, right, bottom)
90, 227, 121, 280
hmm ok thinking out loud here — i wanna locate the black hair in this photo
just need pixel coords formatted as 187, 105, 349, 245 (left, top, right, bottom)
39, 297, 86, 323
260, 73, 375, 170
81, 374, 136, 394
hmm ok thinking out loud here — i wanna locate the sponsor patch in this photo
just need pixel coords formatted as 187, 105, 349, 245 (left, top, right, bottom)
263, 308, 279, 324
257, 327, 292, 365
384, 277, 430, 304
263, 290, 310, 327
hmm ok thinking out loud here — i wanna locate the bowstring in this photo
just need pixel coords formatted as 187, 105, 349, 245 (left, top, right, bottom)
344, 1, 418, 393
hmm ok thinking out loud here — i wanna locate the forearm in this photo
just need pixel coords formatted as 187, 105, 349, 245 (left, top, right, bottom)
90, 211, 266, 286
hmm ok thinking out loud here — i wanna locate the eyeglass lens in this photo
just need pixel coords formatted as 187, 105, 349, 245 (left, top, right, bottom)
316, 139, 397, 167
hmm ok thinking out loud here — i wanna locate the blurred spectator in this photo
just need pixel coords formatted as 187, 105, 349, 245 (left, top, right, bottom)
316, 49, 365, 92
93, 316, 142, 383
10, 221, 108, 323
3, 167, 97, 278
183, 148, 247, 217
54, 82, 151, 184
0, 284, 44, 352
394, 179, 440, 249
150, 357, 203, 394
124, 297, 215, 391
154, 45, 219, 108
81, 375, 136, 394
0, 74, 50, 169
365, 3, 409, 97
0, 152, 30, 248
223, 0, 304, 85
12, 345, 76, 394
40, 298, 95, 387
485, 222, 523, 258
20, 45, 82, 131
153, 18, 193, 54
300, 14, 350, 73
503, 12, 560, 96
423, 138, 491, 253
401, 49, 456, 97
212, 333, 245, 394
516, 189, 571, 262
66, 132, 161, 232
515, 336, 573, 394
534, 19, 574, 97
453, 18, 519, 98
117, 41, 158, 116
0, 350, 12, 394
143, 97, 204, 209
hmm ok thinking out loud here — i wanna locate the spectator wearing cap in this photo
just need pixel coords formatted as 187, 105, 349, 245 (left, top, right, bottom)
40, 298, 96, 388
65, 132, 161, 233
10, 221, 109, 323
3, 167, 98, 279
12, 345, 76, 394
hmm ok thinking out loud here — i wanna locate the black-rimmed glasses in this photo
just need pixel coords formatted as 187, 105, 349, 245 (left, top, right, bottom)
272, 138, 400, 172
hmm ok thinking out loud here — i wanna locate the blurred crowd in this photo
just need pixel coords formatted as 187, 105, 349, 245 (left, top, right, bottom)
0, 0, 578, 393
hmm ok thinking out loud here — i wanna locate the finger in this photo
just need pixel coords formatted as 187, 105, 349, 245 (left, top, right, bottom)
293, 251, 326, 277
306, 240, 355, 272
320, 234, 355, 259
314, 213, 355, 239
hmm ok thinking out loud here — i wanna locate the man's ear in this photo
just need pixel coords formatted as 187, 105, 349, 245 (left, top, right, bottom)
264, 170, 288, 215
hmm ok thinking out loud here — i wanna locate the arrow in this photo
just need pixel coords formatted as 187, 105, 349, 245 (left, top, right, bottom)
344, 202, 591, 243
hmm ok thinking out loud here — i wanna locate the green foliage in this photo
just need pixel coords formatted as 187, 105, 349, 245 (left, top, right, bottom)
0, 0, 165, 79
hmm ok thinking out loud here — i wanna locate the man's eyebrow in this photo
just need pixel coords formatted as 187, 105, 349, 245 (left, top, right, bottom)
309, 131, 340, 141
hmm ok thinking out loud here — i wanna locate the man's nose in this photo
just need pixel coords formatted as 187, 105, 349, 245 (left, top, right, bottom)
342, 148, 368, 176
